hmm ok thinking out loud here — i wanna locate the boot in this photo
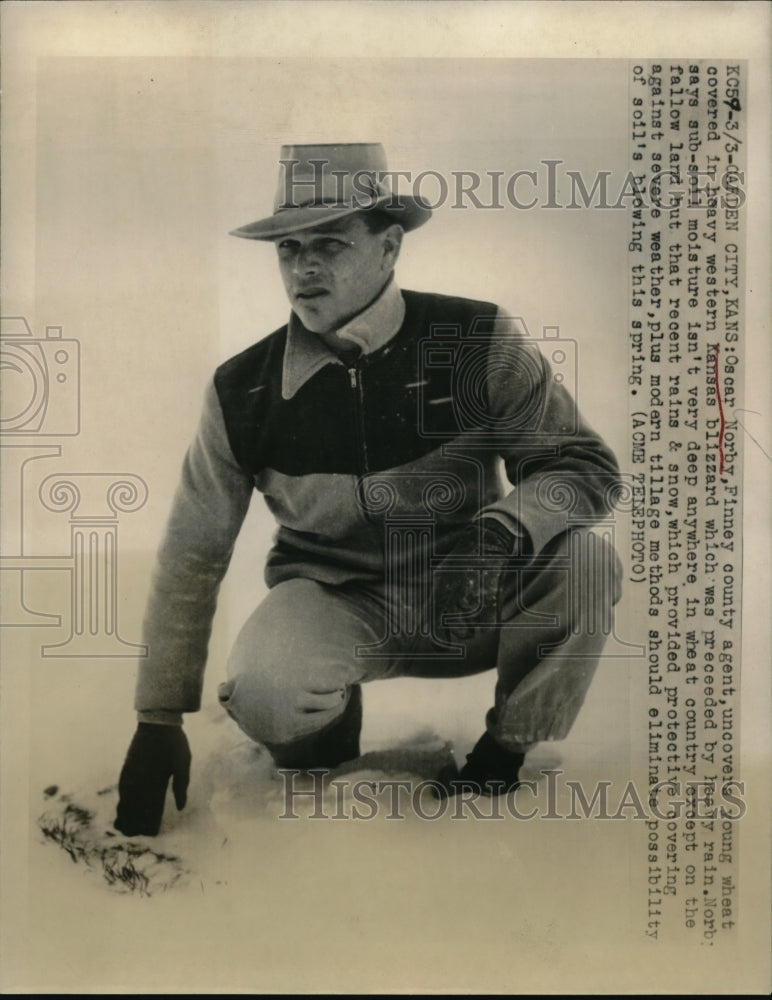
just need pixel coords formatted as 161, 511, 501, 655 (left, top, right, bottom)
265, 684, 362, 769
435, 732, 526, 798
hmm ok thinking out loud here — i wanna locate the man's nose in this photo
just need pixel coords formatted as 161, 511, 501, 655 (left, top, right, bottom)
291, 244, 322, 274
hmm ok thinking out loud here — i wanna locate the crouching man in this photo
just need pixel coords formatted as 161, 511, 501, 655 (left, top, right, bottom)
115, 143, 622, 836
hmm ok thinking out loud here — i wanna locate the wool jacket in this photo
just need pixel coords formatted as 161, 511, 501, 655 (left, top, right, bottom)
135, 283, 620, 723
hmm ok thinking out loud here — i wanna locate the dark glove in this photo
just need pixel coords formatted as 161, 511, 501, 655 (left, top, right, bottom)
433, 518, 526, 640
114, 723, 191, 836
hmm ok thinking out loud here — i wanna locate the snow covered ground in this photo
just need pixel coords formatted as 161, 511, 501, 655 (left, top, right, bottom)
4, 592, 654, 995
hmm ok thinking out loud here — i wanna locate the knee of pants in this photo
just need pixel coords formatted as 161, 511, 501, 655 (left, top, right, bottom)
217, 673, 350, 747
218, 579, 362, 746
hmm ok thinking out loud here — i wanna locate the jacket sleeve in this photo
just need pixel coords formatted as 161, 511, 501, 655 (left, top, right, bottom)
481, 309, 620, 555
134, 379, 254, 724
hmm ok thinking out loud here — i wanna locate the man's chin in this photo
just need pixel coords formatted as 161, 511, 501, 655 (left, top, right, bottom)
294, 311, 334, 335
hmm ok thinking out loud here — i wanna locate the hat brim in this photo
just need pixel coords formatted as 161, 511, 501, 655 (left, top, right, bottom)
229, 194, 432, 241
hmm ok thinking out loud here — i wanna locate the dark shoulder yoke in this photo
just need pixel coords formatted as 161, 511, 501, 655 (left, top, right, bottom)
213, 326, 288, 472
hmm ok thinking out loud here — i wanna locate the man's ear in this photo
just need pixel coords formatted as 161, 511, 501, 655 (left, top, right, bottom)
381, 224, 404, 269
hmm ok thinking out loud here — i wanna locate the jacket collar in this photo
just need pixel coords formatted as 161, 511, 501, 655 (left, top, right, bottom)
281, 279, 405, 399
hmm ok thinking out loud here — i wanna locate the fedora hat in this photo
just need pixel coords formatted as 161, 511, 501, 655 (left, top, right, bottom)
230, 142, 432, 241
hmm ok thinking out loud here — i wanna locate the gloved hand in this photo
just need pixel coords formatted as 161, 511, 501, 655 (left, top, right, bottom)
114, 723, 191, 836
433, 518, 526, 640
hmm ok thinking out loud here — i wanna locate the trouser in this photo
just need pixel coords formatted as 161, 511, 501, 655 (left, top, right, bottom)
217, 528, 623, 765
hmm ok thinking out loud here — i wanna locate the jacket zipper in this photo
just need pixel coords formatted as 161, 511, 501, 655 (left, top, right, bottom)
348, 366, 370, 473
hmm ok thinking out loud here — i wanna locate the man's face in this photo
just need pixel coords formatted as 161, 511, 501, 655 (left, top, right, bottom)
274, 215, 402, 334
